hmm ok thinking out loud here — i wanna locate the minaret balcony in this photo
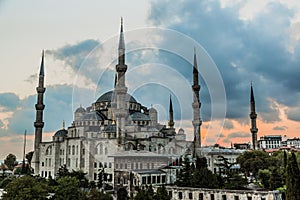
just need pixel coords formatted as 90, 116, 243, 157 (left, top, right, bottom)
35, 104, 45, 110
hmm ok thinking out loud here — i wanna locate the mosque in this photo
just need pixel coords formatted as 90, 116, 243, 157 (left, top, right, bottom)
30, 19, 203, 187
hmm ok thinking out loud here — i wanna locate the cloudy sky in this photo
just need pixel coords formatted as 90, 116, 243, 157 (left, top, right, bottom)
1, 0, 300, 159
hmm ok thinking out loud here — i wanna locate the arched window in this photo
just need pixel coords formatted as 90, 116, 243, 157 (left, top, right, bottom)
105, 147, 108, 155
99, 144, 103, 155
76, 145, 78, 155
72, 145, 75, 155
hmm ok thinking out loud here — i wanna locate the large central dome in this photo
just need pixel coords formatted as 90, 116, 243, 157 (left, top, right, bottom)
96, 91, 137, 103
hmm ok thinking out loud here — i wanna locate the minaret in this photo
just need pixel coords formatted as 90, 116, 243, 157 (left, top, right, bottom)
192, 48, 202, 148
33, 50, 46, 174
114, 18, 128, 147
168, 95, 175, 128
250, 82, 258, 149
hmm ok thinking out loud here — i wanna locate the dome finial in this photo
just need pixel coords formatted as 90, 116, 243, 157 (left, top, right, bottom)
62, 120, 65, 130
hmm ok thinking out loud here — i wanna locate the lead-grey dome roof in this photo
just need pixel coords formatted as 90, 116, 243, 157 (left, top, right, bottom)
130, 112, 150, 121
54, 129, 68, 137
96, 91, 137, 103
75, 106, 86, 113
80, 111, 106, 121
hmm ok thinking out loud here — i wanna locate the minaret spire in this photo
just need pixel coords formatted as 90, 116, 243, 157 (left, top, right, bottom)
32, 50, 46, 174
192, 48, 202, 151
118, 17, 125, 65
168, 95, 174, 128
250, 82, 258, 149
115, 18, 128, 148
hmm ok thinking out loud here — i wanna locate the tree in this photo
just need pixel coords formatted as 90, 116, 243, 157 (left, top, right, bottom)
237, 150, 271, 180
86, 188, 113, 200
25, 151, 34, 165
2, 175, 49, 200
258, 169, 271, 189
0, 163, 8, 178
176, 155, 192, 186
154, 185, 171, 200
286, 152, 300, 200
54, 176, 81, 200
4, 154, 17, 171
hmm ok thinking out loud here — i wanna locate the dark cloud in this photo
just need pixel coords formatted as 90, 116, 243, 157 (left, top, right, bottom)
286, 107, 300, 122
223, 120, 234, 130
227, 132, 250, 139
1, 84, 93, 136
0, 93, 21, 111
148, 0, 300, 123
47, 39, 100, 71
273, 126, 288, 131
24, 74, 37, 84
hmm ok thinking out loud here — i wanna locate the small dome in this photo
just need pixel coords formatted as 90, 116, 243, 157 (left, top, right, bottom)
149, 107, 157, 113
130, 112, 151, 121
75, 106, 86, 113
54, 129, 68, 138
80, 111, 106, 121
96, 91, 137, 103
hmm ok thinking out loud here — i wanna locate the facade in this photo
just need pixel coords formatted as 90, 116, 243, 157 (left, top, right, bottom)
258, 135, 282, 149
200, 147, 244, 174
286, 137, 300, 148
163, 186, 282, 200
31, 20, 201, 190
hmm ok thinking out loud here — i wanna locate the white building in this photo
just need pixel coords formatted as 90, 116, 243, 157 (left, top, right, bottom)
258, 135, 282, 149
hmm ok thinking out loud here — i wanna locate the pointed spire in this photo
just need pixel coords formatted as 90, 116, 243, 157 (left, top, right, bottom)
62, 120, 65, 130
250, 81, 255, 102
169, 95, 173, 113
39, 50, 45, 76
193, 47, 198, 73
118, 17, 125, 50
168, 95, 174, 128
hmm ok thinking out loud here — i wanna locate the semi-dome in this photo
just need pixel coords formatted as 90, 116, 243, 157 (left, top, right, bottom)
149, 107, 157, 113
96, 91, 137, 103
80, 111, 106, 121
130, 112, 151, 121
75, 106, 86, 113
54, 129, 68, 138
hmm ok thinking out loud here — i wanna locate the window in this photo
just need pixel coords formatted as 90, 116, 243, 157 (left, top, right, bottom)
41, 171, 44, 177
104, 162, 107, 168
157, 176, 161, 184
169, 191, 172, 198
189, 193, 193, 199
147, 176, 151, 184
199, 193, 204, 200
72, 145, 75, 155
94, 162, 97, 168
105, 147, 108, 155
76, 158, 78, 167
94, 173, 97, 180
45, 158, 48, 167
211, 194, 215, 200
116, 163, 118, 169
67, 158, 70, 167
45, 171, 47, 177
234, 196, 239, 200
42, 162, 44, 167
247, 197, 252, 200
140, 163, 143, 169
222, 195, 227, 200
178, 192, 183, 199
136, 163, 138, 169
49, 158, 51, 167
125, 163, 127, 169
120, 163, 123, 169
82, 148, 85, 155
151, 163, 154, 169
152, 176, 156, 184
76, 145, 78, 155
49, 171, 51, 178
109, 162, 112, 168
162, 175, 166, 183
142, 177, 146, 184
